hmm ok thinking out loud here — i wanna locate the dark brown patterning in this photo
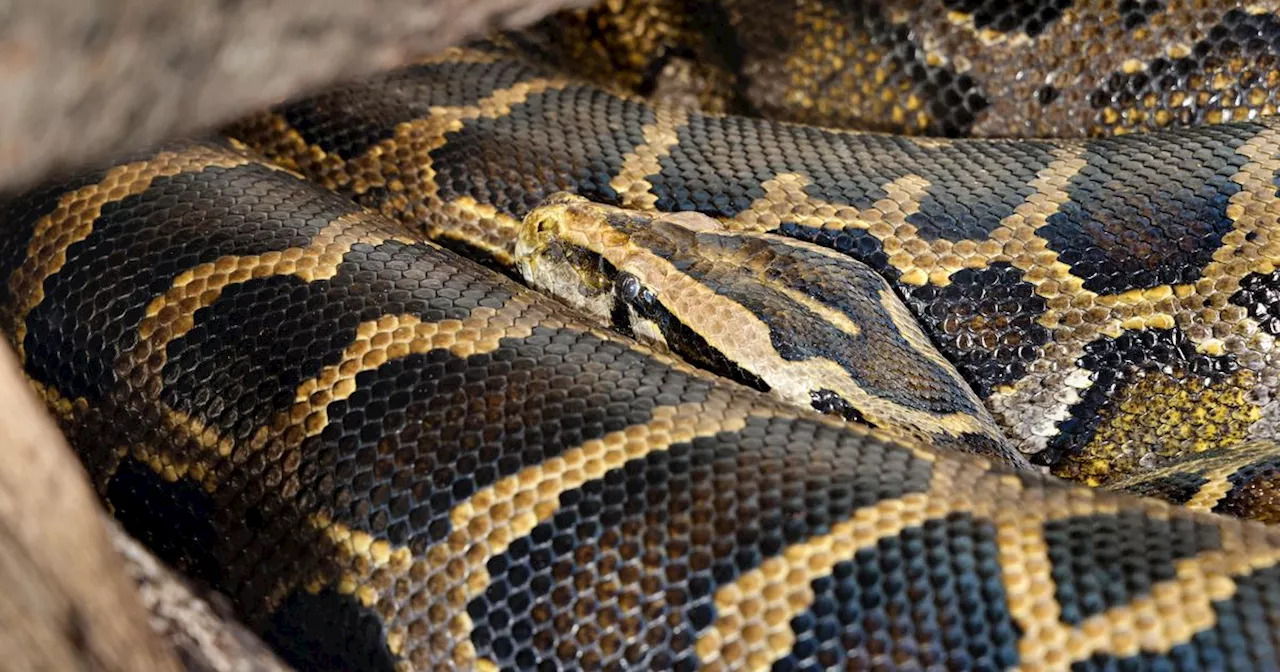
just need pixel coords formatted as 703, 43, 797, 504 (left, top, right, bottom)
522, 0, 1280, 137
227, 43, 1280, 489
6, 5, 1280, 671
6, 132, 1280, 672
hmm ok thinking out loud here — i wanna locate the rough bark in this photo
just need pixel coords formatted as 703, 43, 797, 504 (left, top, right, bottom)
0, 0, 590, 192
0, 341, 181, 671
107, 521, 295, 672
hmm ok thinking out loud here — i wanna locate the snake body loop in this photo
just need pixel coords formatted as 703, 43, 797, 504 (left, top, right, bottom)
6, 3, 1280, 670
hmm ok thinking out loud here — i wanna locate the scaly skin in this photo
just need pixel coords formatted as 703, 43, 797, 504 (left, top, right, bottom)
226, 43, 1280, 487
521, 0, 1280, 137
6, 134, 1280, 672
5, 9, 1280, 670
514, 193, 1022, 465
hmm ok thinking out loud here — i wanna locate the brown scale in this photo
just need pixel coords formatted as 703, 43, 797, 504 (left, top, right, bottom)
226, 48, 1280, 489
513, 194, 1023, 465
13, 15, 1280, 671
522, 0, 1280, 137
9, 134, 1280, 669
1114, 439, 1280, 523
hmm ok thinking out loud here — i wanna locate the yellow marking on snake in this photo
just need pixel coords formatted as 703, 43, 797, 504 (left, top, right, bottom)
714, 138, 1280, 362
3, 147, 257, 360
24, 378, 87, 425
252, 298, 560, 460
1025, 525, 1280, 666
655, 221, 998, 438
134, 211, 414, 384
657, 218, 870, 339
1110, 441, 1280, 513
236, 78, 571, 265
124, 407, 238, 486
526, 201, 996, 440
414, 398, 758, 667
611, 106, 692, 210
699, 453, 1280, 670
1201, 126, 1280, 285
697, 457, 1008, 670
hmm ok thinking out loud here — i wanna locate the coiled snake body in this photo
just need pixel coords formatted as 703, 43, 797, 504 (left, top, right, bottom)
6, 2, 1280, 670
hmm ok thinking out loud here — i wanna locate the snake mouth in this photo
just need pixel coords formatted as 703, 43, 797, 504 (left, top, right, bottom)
516, 201, 625, 327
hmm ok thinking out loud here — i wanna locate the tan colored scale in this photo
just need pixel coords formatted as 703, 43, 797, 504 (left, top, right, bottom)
697, 454, 1280, 672
515, 195, 1008, 449
610, 106, 691, 211
14, 130, 1280, 672
770, 1, 935, 134
627, 122, 1280, 481
228, 50, 1280, 482
1112, 439, 1280, 515
1, 147, 260, 362
230, 77, 573, 265
1061, 369, 1264, 485
532, 0, 1280, 137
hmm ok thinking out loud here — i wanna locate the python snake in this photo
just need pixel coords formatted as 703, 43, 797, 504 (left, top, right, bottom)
5, 1, 1280, 670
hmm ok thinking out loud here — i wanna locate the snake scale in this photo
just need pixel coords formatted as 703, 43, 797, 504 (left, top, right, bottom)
6, 0, 1280, 669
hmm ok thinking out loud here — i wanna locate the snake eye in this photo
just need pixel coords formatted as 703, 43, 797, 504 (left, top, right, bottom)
617, 273, 642, 301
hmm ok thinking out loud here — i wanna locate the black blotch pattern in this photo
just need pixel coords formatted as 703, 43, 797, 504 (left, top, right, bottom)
1118, 0, 1165, 31
1045, 511, 1222, 625
106, 456, 224, 587
431, 86, 653, 216
160, 239, 508, 443
1215, 456, 1280, 522
664, 0, 753, 115
1090, 10, 1280, 130
655, 114, 1054, 243
1040, 328, 1239, 468
613, 216, 993, 420
776, 514, 1019, 671
1073, 564, 1280, 671
809, 389, 868, 425
24, 162, 355, 403
276, 58, 549, 159
467, 416, 935, 670
290, 327, 713, 546
828, 2, 991, 135
0, 163, 116, 296
1036, 84, 1059, 105
0, 137, 237, 292
941, 0, 1073, 37
1042, 124, 1257, 294
901, 263, 1049, 398
1231, 270, 1280, 337
262, 588, 398, 672
1115, 471, 1209, 506
778, 223, 896, 280
949, 432, 1027, 465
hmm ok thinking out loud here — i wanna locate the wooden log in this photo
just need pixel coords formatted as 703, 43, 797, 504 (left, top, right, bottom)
0, 0, 590, 191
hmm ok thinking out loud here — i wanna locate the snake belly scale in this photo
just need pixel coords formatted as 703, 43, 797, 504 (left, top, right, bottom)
3, 13, 1280, 672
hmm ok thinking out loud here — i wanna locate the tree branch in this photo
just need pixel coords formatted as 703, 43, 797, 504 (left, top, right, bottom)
0, 0, 588, 191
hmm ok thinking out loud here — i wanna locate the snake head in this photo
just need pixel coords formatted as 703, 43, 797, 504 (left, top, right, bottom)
515, 193, 625, 326
515, 193, 709, 350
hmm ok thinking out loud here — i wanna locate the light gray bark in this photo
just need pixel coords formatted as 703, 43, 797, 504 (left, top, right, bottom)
0, 342, 181, 671
0, 0, 590, 191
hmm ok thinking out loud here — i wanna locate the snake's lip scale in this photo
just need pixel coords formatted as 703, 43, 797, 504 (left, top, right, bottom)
7, 0, 1280, 669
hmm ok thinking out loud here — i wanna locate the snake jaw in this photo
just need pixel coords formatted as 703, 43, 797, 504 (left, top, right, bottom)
516, 199, 622, 325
